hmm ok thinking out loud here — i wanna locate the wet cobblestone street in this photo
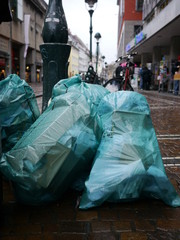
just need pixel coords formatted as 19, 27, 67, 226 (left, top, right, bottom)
1, 84, 180, 240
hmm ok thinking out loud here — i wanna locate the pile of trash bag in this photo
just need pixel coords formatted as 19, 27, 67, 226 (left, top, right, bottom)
0, 75, 109, 204
0, 74, 180, 208
79, 91, 180, 209
0, 74, 40, 153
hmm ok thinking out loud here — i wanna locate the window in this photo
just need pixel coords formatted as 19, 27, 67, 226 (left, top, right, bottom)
10, 0, 17, 18
134, 25, 142, 37
136, 0, 144, 11
10, 0, 23, 21
17, 0, 23, 21
120, 0, 125, 16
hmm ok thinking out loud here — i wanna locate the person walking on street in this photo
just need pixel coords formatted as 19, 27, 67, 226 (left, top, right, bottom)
174, 57, 180, 95
158, 65, 169, 92
158, 73, 163, 92
142, 66, 152, 90
139, 65, 143, 90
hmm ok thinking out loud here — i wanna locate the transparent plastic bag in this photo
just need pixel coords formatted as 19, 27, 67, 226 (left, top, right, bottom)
0, 75, 109, 205
0, 74, 40, 152
79, 91, 180, 209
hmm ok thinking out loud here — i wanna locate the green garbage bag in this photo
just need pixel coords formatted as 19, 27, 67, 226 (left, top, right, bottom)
0, 75, 109, 205
52, 75, 109, 116
79, 91, 180, 209
0, 74, 40, 152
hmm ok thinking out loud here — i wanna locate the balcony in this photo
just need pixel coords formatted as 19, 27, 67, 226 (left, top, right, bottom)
126, 0, 180, 54
143, 0, 171, 21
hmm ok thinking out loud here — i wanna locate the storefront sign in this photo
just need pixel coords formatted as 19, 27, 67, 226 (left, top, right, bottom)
126, 44, 131, 52
126, 39, 135, 53
135, 31, 146, 45
126, 31, 146, 53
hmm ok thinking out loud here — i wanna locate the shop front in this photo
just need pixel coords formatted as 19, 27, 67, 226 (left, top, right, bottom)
0, 36, 10, 78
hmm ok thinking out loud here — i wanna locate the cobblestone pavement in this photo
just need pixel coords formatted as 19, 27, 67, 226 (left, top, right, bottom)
1, 83, 180, 240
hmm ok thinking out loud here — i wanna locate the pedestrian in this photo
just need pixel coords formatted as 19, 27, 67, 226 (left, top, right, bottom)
173, 57, 180, 95
168, 62, 175, 93
158, 72, 163, 92
142, 66, 152, 90
139, 65, 143, 90
158, 65, 169, 92
163, 65, 169, 90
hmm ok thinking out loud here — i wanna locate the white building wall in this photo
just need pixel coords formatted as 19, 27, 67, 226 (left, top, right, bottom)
143, 0, 180, 41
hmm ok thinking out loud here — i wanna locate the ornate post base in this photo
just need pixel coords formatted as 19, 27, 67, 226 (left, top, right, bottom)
40, 43, 71, 112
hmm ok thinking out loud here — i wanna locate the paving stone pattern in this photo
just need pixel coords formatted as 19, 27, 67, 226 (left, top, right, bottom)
1, 85, 180, 240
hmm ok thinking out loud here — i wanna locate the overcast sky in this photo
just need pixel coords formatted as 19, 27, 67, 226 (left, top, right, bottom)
44, 0, 118, 64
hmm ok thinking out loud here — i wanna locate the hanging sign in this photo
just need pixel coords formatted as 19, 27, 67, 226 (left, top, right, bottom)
135, 31, 146, 45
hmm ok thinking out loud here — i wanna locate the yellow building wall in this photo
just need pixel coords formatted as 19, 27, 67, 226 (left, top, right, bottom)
68, 46, 79, 77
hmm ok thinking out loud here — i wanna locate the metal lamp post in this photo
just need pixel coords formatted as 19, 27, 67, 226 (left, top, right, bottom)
94, 32, 101, 73
85, 0, 98, 63
40, 0, 71, 112
101, 55, 105, 81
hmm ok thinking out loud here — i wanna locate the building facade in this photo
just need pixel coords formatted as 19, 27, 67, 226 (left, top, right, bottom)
0, 0, 101, 82
117, 0, 143, 58
68, 33, 79, 77
68, 32, 90, 77
74, 35, 89, 75
126, 0, 180, 88
68, 32, 103, 78
0, 0, 47, 82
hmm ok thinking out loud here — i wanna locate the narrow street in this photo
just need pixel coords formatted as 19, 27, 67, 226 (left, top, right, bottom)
140, 90, 180, 212
141, 90, 180, 163
1, 85, 180, 240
